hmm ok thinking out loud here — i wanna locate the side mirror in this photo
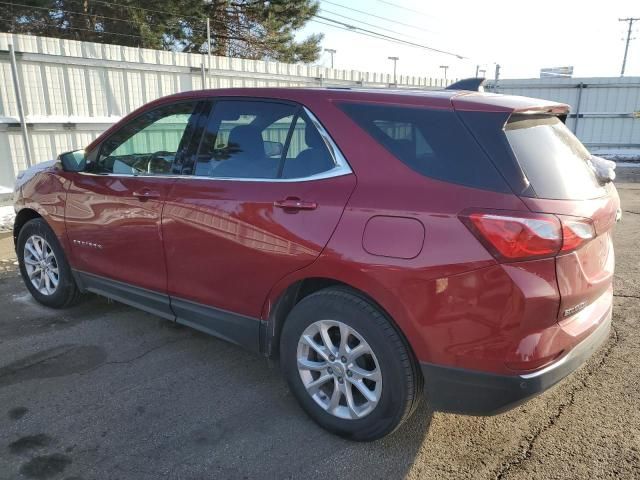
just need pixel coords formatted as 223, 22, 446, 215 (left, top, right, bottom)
57, 150, 87, 172
264, 141, 284, 158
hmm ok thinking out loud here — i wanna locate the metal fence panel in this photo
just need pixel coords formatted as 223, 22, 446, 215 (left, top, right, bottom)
489, 77, 640, 151
0, 32, 451, 190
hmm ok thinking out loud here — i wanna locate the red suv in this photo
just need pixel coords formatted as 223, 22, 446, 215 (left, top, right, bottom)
13, 86, 619, 441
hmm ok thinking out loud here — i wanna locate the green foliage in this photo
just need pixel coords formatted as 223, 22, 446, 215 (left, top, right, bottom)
1, 0, 323, 63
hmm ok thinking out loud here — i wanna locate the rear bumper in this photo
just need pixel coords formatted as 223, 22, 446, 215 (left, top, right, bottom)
421, 307, 612, 415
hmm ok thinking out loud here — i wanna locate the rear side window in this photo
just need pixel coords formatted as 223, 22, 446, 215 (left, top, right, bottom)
505, 115, 604, 200
339, 103, 509, 192
193, 100, 336, 180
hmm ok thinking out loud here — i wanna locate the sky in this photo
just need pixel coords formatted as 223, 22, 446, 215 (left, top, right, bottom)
296, 0, 640, 80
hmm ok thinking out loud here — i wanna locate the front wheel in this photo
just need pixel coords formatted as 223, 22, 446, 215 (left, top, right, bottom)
280, 287, 423, 441
17, 218, 82, 308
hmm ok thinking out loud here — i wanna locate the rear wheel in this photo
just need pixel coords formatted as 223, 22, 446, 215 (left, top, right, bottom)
17, 218, 82, 308
280, 287, 423, 441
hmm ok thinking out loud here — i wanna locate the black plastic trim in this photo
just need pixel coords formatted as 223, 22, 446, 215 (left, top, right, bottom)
421, 310, 611, 415
75, 270, 175, 320
172, 297, 260, 351
445, 77, 486, 92
73, 270, 261, 351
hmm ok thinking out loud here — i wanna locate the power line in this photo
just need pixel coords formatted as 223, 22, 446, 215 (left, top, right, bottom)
321, 0, 439, 34
320, 7, 423, 39
0, 1, 162, 28
314, 14, 464, 58
619, 17, 639, 76
310, 17, 464, 59
88, 0, 205, 23
0, 1, 255, 43
373, 0, 437, 18
311, 18, 413, 45
0, 14, 145, 39
56, 0, 246, 32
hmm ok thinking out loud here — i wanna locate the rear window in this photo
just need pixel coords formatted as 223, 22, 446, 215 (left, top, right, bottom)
339, 103, 509, 192
505, 115, 604, 200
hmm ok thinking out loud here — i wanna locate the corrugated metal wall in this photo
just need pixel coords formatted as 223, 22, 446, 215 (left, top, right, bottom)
4, 32, 639, 191
489, 77, 640, 152
0, 33, 451, 190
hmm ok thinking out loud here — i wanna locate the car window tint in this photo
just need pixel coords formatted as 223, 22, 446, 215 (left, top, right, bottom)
339, 103, 510, 192
280, 114, 336, 179
93, 102, 198, 175
194, 100, 297, 179
505, 114, 604, 200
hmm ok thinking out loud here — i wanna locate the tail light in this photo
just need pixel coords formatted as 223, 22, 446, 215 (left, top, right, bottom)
459, 210, 595, 261
560, 217, 595, 252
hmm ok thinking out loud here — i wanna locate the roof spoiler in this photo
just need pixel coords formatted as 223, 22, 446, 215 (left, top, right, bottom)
446, 77, 485, 92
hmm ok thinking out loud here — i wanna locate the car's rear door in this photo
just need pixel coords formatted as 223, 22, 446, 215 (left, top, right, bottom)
501, 114, 620, 319
162, 98, 356, 348
64, 100, 206, 318
458, 109, 620, 322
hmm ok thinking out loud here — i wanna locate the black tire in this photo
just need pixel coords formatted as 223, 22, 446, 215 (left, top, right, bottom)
280, 287, 423, 441
17, 218, 82, 308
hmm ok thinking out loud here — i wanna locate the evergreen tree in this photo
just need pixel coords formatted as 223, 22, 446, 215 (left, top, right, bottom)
0, 0, 322, 63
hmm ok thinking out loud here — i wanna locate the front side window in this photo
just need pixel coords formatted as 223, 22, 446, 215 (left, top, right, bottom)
193, 100, 335, 180
92, 102, 198, 175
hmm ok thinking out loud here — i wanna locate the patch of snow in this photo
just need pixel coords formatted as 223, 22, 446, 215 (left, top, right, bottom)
14, 160, 56, 191
590, 148, 640, 163
0, 205, 15, 232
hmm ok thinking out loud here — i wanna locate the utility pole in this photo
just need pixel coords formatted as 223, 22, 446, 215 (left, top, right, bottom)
475, 64, 479, 78
619, 17, 639, 76
439, 65, 449, 83
388, 56, 399, 84
206, 18, 212, 88
325, 48, 336, 69
494, 63, 501, 81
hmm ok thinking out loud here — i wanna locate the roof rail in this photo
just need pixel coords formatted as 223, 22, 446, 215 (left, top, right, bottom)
445, 77, 486, 92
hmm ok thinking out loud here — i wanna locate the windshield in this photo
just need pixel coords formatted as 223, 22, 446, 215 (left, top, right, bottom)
505, 115, 604, 200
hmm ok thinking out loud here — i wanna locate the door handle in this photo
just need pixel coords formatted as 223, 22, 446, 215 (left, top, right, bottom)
274, 197, 318, 211
132, 189, 161, 200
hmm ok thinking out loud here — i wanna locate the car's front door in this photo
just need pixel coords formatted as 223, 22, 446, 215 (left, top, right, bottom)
64, 100, 204, 318
162, 99, 356, 347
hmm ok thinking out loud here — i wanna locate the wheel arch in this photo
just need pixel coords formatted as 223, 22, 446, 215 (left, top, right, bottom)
261, 274, 423, 370
13, 208, 43, 247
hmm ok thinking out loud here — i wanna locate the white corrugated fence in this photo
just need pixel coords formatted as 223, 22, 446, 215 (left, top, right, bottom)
488, 77, 640, 154
0, 32, 452, 190
2, 33, 640, 192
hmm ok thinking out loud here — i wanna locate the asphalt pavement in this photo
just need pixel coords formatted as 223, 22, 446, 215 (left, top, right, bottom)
0, 170, 639, 479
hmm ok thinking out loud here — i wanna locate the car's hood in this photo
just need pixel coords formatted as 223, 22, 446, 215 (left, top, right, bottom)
14, 160, 56, 191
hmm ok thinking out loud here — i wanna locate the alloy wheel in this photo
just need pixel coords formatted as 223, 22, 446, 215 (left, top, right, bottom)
23, 235, 60, 296
296, 319, 382, 420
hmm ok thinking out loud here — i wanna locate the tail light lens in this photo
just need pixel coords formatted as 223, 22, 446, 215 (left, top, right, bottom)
460, 210, 595, 261
560, 217, 595, 252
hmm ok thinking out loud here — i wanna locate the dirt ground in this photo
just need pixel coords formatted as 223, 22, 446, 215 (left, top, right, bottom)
0, 170, 639, 479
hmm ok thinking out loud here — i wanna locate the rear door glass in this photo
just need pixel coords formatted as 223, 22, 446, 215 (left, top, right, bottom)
193, 100, 297, 179
339, 103, 509, 192
505, 115, 604, 200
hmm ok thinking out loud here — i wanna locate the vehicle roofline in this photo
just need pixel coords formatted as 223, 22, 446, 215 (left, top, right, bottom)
85, 87, 570, 152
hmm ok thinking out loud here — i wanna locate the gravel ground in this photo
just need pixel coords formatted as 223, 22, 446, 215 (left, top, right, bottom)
0, 172, 639, 480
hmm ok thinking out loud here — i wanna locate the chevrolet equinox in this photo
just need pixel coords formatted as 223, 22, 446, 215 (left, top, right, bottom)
13, 85, 619, 441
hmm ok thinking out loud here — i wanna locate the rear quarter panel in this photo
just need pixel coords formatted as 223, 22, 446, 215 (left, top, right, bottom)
263, 97, 550, 372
